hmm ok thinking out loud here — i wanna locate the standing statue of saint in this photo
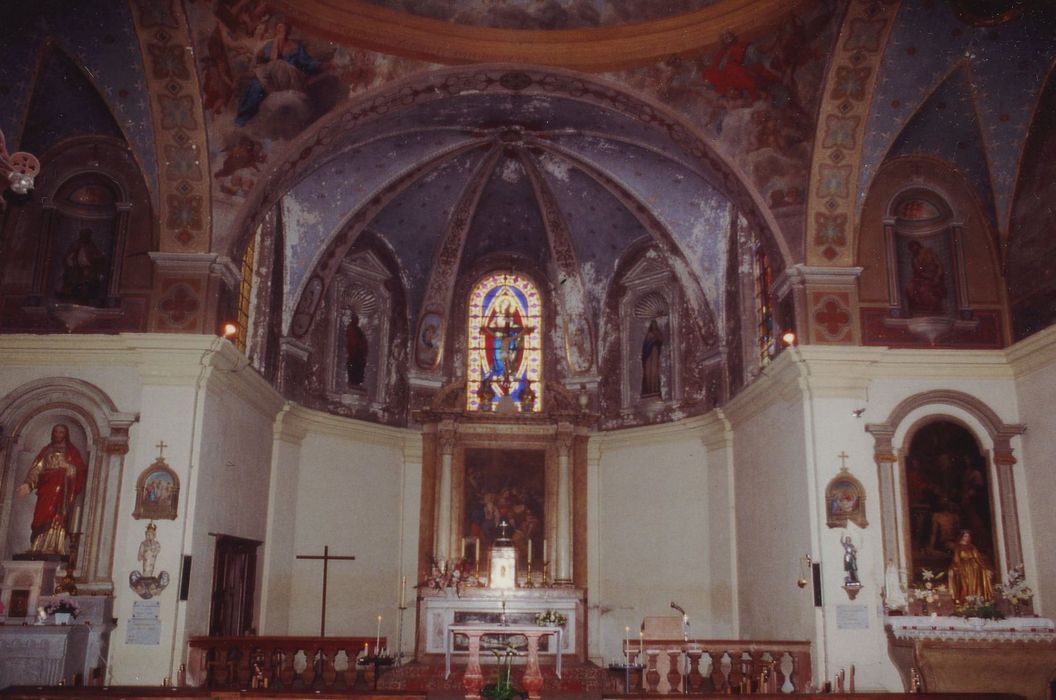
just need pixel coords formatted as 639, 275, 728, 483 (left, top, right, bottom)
842, 535, 859, 585
16, 424, 88, 556
138, 522, 161, 578
640, 319, 664, 398
946, 530, 994, 604
346, 312, 369, 387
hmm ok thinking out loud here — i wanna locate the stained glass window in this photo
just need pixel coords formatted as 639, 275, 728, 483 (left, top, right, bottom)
467, 272, 543, 412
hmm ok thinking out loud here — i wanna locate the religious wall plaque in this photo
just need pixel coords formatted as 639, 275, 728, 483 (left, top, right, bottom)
825, 464, 867, 529
132, 451, 179, 520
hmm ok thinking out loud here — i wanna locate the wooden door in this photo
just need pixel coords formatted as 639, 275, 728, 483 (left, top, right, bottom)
208, 535, 260, 636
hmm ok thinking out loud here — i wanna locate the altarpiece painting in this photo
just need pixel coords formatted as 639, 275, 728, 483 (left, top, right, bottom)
462, 448, 545, 570
905, 420, 997, 583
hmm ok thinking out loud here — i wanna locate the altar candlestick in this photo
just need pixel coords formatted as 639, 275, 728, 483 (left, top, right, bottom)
400, 576, 407, 608
376, 614, 382, 654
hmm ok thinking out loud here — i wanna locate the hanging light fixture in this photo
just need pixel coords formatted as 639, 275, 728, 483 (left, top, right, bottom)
0, 128, 41, 207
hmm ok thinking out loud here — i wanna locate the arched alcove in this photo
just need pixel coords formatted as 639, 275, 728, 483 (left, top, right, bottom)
0, 378, 138, 592
866, 390, 1026, 604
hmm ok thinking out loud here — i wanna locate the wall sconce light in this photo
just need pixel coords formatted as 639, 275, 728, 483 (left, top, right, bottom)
0, 128, 40, 208
797, 554, 812, 588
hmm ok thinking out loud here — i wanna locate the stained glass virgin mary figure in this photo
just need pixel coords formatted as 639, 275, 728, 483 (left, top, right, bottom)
467, 273, 542, 412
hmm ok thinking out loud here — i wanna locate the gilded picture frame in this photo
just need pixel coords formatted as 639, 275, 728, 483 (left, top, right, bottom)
825, 468, 868, 529
132, 457, 180, 520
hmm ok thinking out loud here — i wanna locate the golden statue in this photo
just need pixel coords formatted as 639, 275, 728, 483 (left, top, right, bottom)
946, 530, 993, 604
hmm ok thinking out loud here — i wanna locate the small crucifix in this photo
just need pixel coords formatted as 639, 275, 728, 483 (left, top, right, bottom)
837, 451, 849, 470
296, 545, 356, 636
156, 440, 168, 458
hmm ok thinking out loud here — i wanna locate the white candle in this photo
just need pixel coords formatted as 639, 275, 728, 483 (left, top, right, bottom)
400, 576, 407, 608
543, 540, 547, 562
475, 538, 480, 562
528, 539, 533, 564
375, 614, 382, 654
639, 630, 644, 656
624, 625, 629, 655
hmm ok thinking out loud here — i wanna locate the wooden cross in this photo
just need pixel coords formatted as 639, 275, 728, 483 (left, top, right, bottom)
155, 440, 168, 457
296, 545, 356, 636
837, 451, 849, 470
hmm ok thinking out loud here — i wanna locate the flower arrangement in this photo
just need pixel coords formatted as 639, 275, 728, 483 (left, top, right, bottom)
909, 569, 947, 611
421, 558, 465, 594
953, 595, 1004, 620
997, 564, 1034, 609
44, 599, 81, 619
535, 609, 567, 626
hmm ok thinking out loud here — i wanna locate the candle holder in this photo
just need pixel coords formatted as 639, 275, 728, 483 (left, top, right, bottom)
541, 560, 551, 588
54, 531, 81, 595
524, 560, 535, 588
395, 604, 407, 667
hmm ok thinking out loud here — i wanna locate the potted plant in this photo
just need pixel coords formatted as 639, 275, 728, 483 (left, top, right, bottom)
482, 644, 526, 700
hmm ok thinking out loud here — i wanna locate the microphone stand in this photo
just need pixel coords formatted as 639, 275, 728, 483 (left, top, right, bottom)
671, 602, 690, 694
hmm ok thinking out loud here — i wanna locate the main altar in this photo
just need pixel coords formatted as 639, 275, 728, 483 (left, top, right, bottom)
413, 377, 593, 666
419, 586, 583, 659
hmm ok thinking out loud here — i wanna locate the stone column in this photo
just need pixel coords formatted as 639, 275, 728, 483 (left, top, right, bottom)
435, 425, 456, 563
555, 424, 573, 583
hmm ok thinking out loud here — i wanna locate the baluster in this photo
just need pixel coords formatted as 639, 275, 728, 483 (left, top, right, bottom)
278, 646, 296, 688
686, 647, 704, 693
301, 646, 318, 688
708, 651, 725, 692
644, 650, 661, 692
665, 649, 682, 693
320, 643, 337, 689
728, 650, 745, 693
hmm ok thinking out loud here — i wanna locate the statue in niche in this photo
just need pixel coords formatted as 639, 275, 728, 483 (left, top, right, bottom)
640, 319, 664, 399
16, 423, 88, 556
904, 240, 947, 315
345, 312, 368, 387
58, 228, 107, 304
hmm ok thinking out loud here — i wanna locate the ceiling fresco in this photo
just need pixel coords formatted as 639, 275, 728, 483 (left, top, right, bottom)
357, 0, 721, 30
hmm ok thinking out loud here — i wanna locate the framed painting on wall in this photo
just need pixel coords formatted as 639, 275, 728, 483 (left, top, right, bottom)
132, 457, 180, 520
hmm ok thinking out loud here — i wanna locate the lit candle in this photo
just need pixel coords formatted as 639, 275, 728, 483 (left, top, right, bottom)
624, 625, 629, 656
528, 539, 533, 564
639, 630, 643, 656
375, 614, 382, 654
400, 576, 407, 608
363, 642, 369, 658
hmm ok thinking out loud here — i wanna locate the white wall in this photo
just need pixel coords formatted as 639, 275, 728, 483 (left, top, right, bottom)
1009, 327, 1056, 614
278, 408, 419, 651
591, 414, 734, 663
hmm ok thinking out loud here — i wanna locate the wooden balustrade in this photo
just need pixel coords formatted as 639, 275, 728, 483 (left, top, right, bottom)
187, 636, 385, 691
625, 639, 811, 694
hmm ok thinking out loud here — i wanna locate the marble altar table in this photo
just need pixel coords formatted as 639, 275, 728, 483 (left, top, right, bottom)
0, 623, 90, 688
445, 623, 562, 700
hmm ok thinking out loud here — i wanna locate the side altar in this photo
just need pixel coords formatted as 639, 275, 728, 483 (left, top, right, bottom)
418, 587, 584, 661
